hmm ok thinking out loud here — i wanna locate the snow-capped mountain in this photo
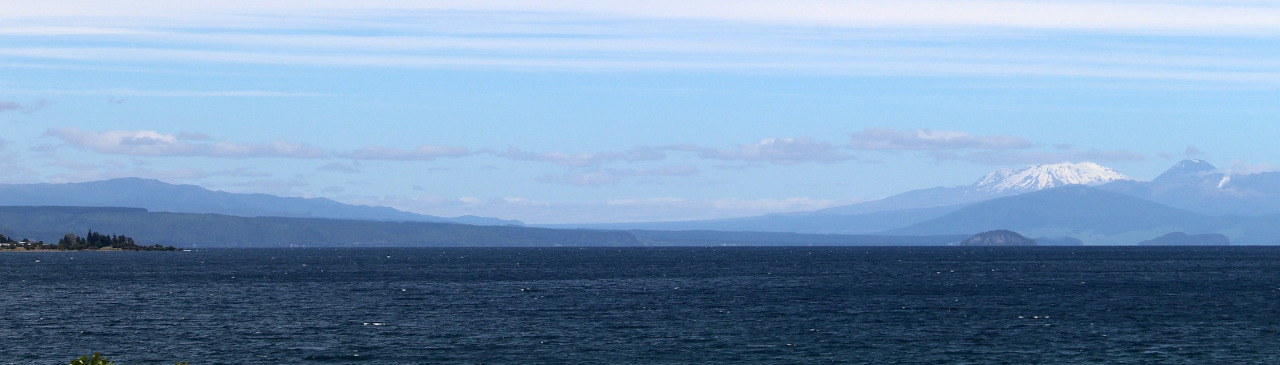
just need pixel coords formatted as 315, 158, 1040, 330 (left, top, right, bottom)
797, 161, 1131, 217
1100, 159, 1280, 216
975, 162, 1130, 194
1152, 159, 1217, 183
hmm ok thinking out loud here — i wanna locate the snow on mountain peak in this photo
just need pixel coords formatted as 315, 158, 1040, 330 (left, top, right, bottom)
1153, 159, 1218, 183
975, 162, 1130, 193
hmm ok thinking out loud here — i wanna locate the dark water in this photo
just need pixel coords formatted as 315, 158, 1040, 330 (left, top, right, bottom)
2, 246, 1279, 364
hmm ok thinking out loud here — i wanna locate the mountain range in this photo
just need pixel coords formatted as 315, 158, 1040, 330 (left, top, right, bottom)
553, 162, 1135, 233
1097, 159, 1280, 216
0, 178, 521, 226
0, 206, 632, 248
553, 160, 1280, 245
4, 159, 1280, 246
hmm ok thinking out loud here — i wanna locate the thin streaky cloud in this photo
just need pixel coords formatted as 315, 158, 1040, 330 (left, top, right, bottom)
0, 26, 152, 36
6, 45, 1276, 85
3, 2, 1277, 84
0, 87, 321, 98
848, 128, 1033, 151
6, 1, 1280, 34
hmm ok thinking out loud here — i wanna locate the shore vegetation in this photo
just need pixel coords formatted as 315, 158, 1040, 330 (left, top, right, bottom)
0, 231, 177, 251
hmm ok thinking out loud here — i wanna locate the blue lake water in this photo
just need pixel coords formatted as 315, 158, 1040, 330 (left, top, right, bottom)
1, 246, 1279, 364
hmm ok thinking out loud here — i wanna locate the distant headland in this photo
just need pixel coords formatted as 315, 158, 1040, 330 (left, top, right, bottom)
0, 230, 177, 251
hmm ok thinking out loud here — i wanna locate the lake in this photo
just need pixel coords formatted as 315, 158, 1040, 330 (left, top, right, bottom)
2, 246, 1278, 364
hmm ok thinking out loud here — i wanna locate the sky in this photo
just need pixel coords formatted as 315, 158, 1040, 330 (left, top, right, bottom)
2, 1, 1279, 224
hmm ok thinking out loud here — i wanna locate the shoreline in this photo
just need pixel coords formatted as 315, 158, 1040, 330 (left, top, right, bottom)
0, 247, 155, 252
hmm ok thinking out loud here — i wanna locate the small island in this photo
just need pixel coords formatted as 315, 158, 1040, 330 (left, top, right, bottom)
1138, 232, 1230, 246
0, 230, 177, 251
958, 229, 1038, 246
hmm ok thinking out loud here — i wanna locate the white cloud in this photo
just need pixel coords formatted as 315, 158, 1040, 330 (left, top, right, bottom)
930, 147, 1147, 165
534, 165, 698, 187
535, 171, 622, 187
42, 128, 857, 173
43, 162, 269, 185
45, 127, 325, 158
675, 137, 852, 165
344, 145, 470, 160
212, 140, 325, 158
496, 147, 664, 167
0, 158, 40, 184
846, 128, 1149, 166
0, 99, 46, 114
46, 127, 199, 156
498, 139, 852, 168
1223, 161, 1280, 176
318, 161, 362, 174
849, 128, 1033, 151
634, 165, 696, 176
0, 101, 20, 113
44, 127, 474, 161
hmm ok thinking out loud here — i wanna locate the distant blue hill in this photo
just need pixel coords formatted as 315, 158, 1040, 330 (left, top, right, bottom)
0, 206, 968, 248
0, 178, 521, 226
544, 204, 963, 234
553, 160, 1280, 246
887, 185, 1240, 245
1099, 159, 1280, 217
0, 207, 623, 248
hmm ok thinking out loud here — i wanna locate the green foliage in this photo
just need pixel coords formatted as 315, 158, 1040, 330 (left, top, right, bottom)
0, 233, 43, 250
69, 353, 112, 365
51, 230, 177, 251
1, 229, 173, 251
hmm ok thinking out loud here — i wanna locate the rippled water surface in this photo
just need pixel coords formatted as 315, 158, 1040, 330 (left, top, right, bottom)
2, 246, 1279, 364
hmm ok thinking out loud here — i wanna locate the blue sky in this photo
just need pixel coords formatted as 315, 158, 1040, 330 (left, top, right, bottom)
2, 1, 1279, 223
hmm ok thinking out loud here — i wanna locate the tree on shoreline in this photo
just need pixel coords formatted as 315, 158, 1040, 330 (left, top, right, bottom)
0, 233, 48, 250
55, 230, 176, 251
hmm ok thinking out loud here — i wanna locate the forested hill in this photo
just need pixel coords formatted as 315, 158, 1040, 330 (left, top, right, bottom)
0, 206, 637, 248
